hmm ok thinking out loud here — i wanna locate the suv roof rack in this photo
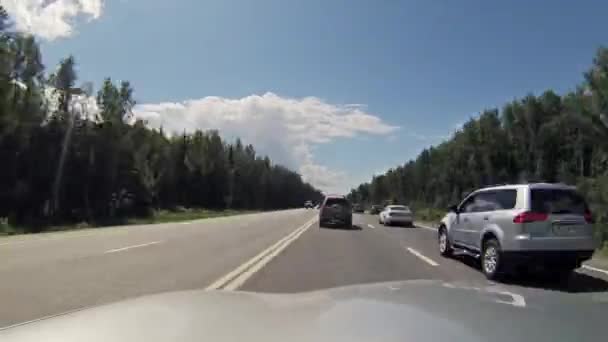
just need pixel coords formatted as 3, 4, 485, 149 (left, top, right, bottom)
483, 183, 510, 188
482, 181, 568, 189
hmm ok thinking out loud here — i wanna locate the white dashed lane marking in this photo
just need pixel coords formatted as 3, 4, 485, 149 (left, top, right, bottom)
405, 247, 439, 266
104, 241, 162, 254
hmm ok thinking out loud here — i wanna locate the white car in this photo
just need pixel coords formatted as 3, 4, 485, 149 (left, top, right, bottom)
379, 205, 413, 226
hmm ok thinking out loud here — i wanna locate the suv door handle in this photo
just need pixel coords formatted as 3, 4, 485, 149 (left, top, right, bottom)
463, 218, 469, 222
483, 216, 489, 221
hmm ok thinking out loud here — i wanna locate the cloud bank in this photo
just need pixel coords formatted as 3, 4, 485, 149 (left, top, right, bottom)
2, 0, 104, 40
134, 92, 399, 193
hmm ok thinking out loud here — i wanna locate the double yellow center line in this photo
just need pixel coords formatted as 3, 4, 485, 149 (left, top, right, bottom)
206, 216, 318, 291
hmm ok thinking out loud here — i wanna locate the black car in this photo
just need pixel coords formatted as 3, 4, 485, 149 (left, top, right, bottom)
319, 196, 352, 228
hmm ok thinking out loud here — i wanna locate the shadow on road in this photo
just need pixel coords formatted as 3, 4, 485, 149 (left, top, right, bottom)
388, 223, 416, 228
319, 224, 363, 231
500, 270, 608, 293
453, 255, 608, 293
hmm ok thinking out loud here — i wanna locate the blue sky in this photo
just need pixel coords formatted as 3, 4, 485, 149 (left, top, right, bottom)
6, 0, 608, 193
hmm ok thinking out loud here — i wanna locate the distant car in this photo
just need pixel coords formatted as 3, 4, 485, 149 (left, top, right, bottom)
379, 205, 413, 226
319, 195, 353, 228
438, 183, 596, 281
370, 205, 383, 215
304, 201, 314, 209
352, 204, 364, 213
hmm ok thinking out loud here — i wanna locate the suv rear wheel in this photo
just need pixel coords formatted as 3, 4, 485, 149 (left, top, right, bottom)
482, 238, 503, 280
438, 227, 452, 257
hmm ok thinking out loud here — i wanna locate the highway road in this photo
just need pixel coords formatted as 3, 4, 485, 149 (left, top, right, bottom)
1, 209, 608, 328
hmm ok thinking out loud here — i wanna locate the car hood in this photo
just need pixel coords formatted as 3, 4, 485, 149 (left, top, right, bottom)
1, 280, 606, 342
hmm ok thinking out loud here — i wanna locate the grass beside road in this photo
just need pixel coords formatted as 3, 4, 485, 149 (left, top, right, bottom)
127, 209, 256, 225
0, 208, 256, 236
414, 208, 446, 223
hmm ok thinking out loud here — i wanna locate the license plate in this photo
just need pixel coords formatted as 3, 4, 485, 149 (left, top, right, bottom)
552, 224, 582, 236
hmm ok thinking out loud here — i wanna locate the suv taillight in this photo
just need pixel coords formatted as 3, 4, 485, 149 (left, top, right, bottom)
584, 210, 594, 224
513, 212, 548, 223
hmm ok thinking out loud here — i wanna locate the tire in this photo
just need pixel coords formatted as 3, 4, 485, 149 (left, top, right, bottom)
481, 238, 503, 281
438, 227, 452, 257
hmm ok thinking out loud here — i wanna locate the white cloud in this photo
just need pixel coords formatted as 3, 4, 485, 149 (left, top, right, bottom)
134, 92, 399, 193
2, 0, 104, 40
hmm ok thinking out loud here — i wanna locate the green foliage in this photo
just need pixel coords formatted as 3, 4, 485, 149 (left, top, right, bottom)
128, 209, 255, 225
414, 208, 446, 223
0, 9, 321, 233
0, 217, 21, 235
350, 47, 608, 248
577, 176, 608, 248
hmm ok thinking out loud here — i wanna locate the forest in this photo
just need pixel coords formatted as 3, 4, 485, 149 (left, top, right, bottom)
0, 6, 321, 232
348, 47, 608, 250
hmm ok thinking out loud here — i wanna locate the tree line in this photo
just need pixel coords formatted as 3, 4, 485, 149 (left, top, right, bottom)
0, 6, 321, 232
348, 47, 608, 248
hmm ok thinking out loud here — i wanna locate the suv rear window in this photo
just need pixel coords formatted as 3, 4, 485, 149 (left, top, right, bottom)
530, 189, 588, 215
325, 198, 349, 207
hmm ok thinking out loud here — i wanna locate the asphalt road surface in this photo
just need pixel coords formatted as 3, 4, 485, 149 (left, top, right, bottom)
1, 209, 608, 328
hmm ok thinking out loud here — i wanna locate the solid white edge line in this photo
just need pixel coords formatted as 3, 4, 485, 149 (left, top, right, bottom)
367, 224, 375, 229
0, 210, 297, 247
0, 232, 104, 247
0, 241, 28, 246
205, 216, 317, 291
415, 223, 438, 231
406, 247, 439, 266
104, 241, 162, 254
582, 264, 608, 276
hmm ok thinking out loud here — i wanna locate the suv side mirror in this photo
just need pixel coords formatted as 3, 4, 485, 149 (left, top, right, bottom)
448, 204, 459, 213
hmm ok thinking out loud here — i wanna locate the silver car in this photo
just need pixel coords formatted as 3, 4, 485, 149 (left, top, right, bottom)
379, 205, 413, 226
437, 183, 596, 280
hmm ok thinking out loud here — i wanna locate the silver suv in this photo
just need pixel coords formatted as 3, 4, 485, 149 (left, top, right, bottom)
437, 183, 596, 280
